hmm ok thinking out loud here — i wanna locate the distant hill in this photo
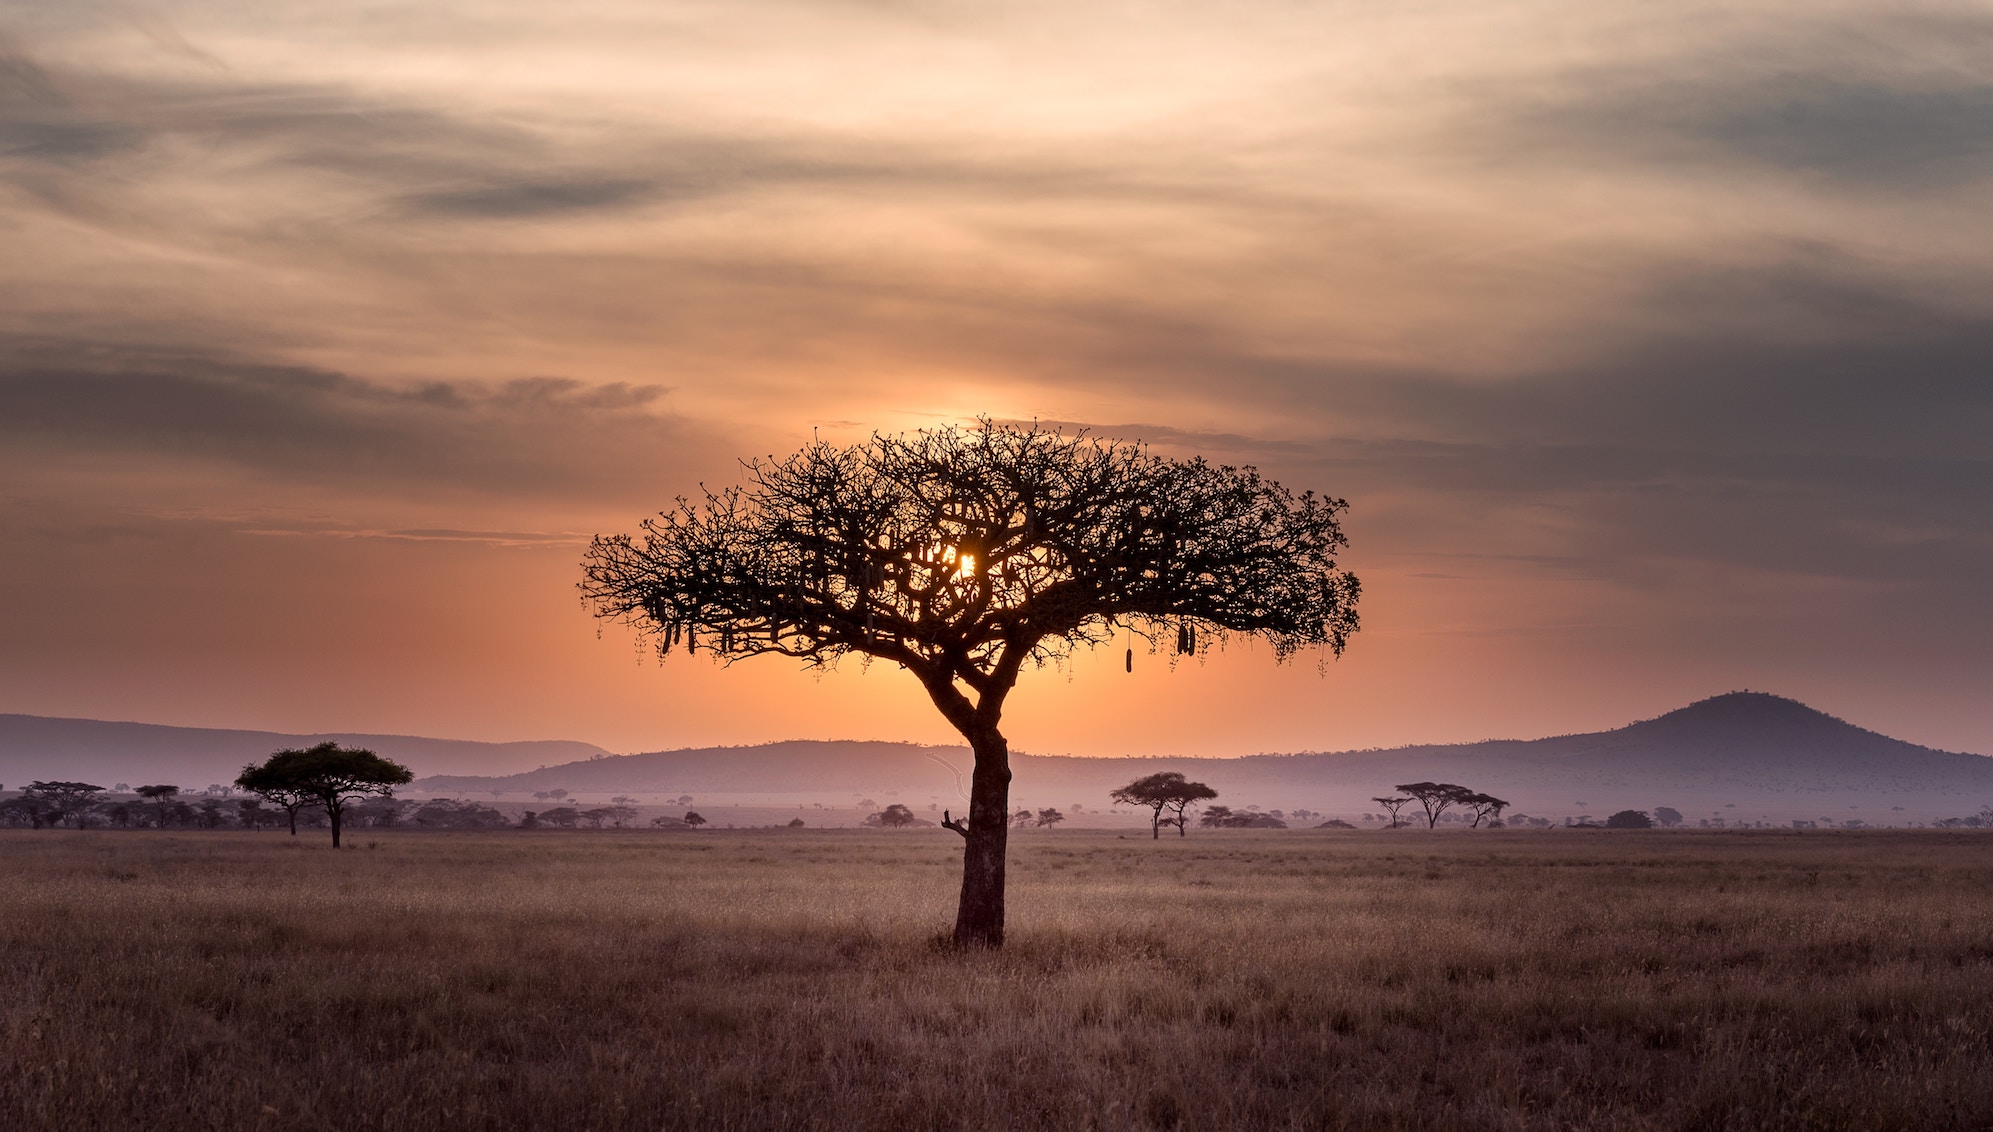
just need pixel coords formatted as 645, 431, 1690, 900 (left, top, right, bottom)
412, 693, 1993, 821
10, 694, 1990, 822
0, 714, 613, 788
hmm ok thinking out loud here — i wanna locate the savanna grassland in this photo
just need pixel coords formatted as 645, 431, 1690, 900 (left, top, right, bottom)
4, 829, 1992, 1131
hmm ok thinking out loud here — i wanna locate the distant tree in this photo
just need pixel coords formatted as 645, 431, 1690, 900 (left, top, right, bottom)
1199, 805, 1288, 829
1112, 772, 1219, 839
1315, 819, 1356, 829
549, 789, 569, 801
234, 743, 413, 848
1605, 810, 1653, 829
196, 798, 227, 829
539, 807, 581, 828
580, 807, 613, 829
581, 421, 1360, 948
1395, 783, 1474, 829
21, 781, 106, 829
411, 799, 512, 829
1035, 807, 1064, 829
347, 797, 410, 828
1011, 808, 1035, 828
1463, 792, 1510, 828
135, 784, 180, 828
683, 811, 707, 829
647, 813, 686, 829
0, 796, 40, 828
867, 803, 932, 828
237, 799, 270, 830
787, 817, 806, 828
532, 791, 553, 802
1653, 806, 1684, 828
1372, 796, 1412, 829
519, 810, 540, 829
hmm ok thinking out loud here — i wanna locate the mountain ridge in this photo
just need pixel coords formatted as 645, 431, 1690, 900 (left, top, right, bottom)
0, 713, 613, 786
7, 693, 1989, 820
407, 693, 1993, 819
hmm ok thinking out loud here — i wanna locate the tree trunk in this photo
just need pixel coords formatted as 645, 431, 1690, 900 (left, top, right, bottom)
287, 807, 298, 836
1152, 808, 1162, 839
329, 804, 343, 848
952, 729, 1011, 948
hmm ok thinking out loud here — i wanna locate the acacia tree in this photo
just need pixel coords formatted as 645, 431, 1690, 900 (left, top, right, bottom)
1372, 795, 1412, 829
1463, 792, 1510, 828
135, 784, 180, 829
1395, 782, 1474, 829
19, 781, 105, 829
581, 421, 1359, 947
235, 743, 413, 848
1112, 772, 1220, 839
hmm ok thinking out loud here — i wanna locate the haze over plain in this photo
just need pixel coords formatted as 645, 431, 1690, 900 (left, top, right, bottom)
2, 1, 1989, 756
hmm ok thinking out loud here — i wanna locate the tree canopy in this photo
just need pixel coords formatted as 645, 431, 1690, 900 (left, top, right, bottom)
581, 420, 1360, 946
1395, 782, 1474, 829
1111, 772, 1219, 839
235, 743, 413, 848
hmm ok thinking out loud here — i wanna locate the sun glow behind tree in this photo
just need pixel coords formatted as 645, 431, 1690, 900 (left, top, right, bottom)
582, 420, 1359, 946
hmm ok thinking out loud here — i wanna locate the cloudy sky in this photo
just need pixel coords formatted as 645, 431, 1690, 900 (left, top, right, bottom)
3, 0, 1990, 756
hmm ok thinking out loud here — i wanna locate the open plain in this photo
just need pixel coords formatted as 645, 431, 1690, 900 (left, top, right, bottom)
4, 829, 1992, 1131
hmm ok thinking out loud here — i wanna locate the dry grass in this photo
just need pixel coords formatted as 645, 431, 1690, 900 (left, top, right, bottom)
4, 828, 1992, 1131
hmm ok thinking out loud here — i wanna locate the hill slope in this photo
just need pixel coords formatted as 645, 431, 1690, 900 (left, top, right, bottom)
0, 714, 612, 787
411, 693, 1993, 819
9, 694, 1988, 821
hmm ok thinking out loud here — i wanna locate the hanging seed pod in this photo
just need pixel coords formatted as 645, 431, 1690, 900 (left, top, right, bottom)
1126, 647, 1133, 673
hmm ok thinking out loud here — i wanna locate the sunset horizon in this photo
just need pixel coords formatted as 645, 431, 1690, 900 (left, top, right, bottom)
9, 3, 1989, 765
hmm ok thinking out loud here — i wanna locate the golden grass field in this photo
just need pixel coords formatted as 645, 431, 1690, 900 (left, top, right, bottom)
4, 828, 1992, 1131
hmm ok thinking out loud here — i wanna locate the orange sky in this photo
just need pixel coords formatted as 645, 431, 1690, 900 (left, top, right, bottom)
3, 1, 1990, 755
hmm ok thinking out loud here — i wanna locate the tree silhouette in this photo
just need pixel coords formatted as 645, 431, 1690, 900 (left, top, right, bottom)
1372, 795, 1412, 829
235, 743, 412, 848
1395, 782, 1474, 829
1463, 792, 1510, 828
1112, 772, 1220, 839
135, 784, 180, 829
582, 421, 1359, 947
868, 803, 928, 828
19, 781, 104, 829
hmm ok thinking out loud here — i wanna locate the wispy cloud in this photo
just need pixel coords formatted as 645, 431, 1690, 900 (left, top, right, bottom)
2, 0, 1990, 752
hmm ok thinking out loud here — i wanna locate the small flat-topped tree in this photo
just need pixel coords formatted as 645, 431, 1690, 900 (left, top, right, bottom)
582, 420, 1360, 947
236, 743, 413, 848
1111, 772, 1219, 839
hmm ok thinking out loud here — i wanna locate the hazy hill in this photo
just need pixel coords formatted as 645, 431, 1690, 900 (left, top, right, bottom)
9, 694, 1990, 822
0, 714, 612, 788
413, 693, 1993, 820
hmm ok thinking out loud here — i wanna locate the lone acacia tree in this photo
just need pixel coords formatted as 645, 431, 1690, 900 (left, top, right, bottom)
1111, 772, 1219, 839
581, 421, 1360, 947
1372, 795, 1412, 828
1396, 782, 1474, 829
235, 742, 413, 848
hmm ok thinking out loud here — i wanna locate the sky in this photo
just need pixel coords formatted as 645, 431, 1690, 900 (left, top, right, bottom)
2, 0, 1990, 757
